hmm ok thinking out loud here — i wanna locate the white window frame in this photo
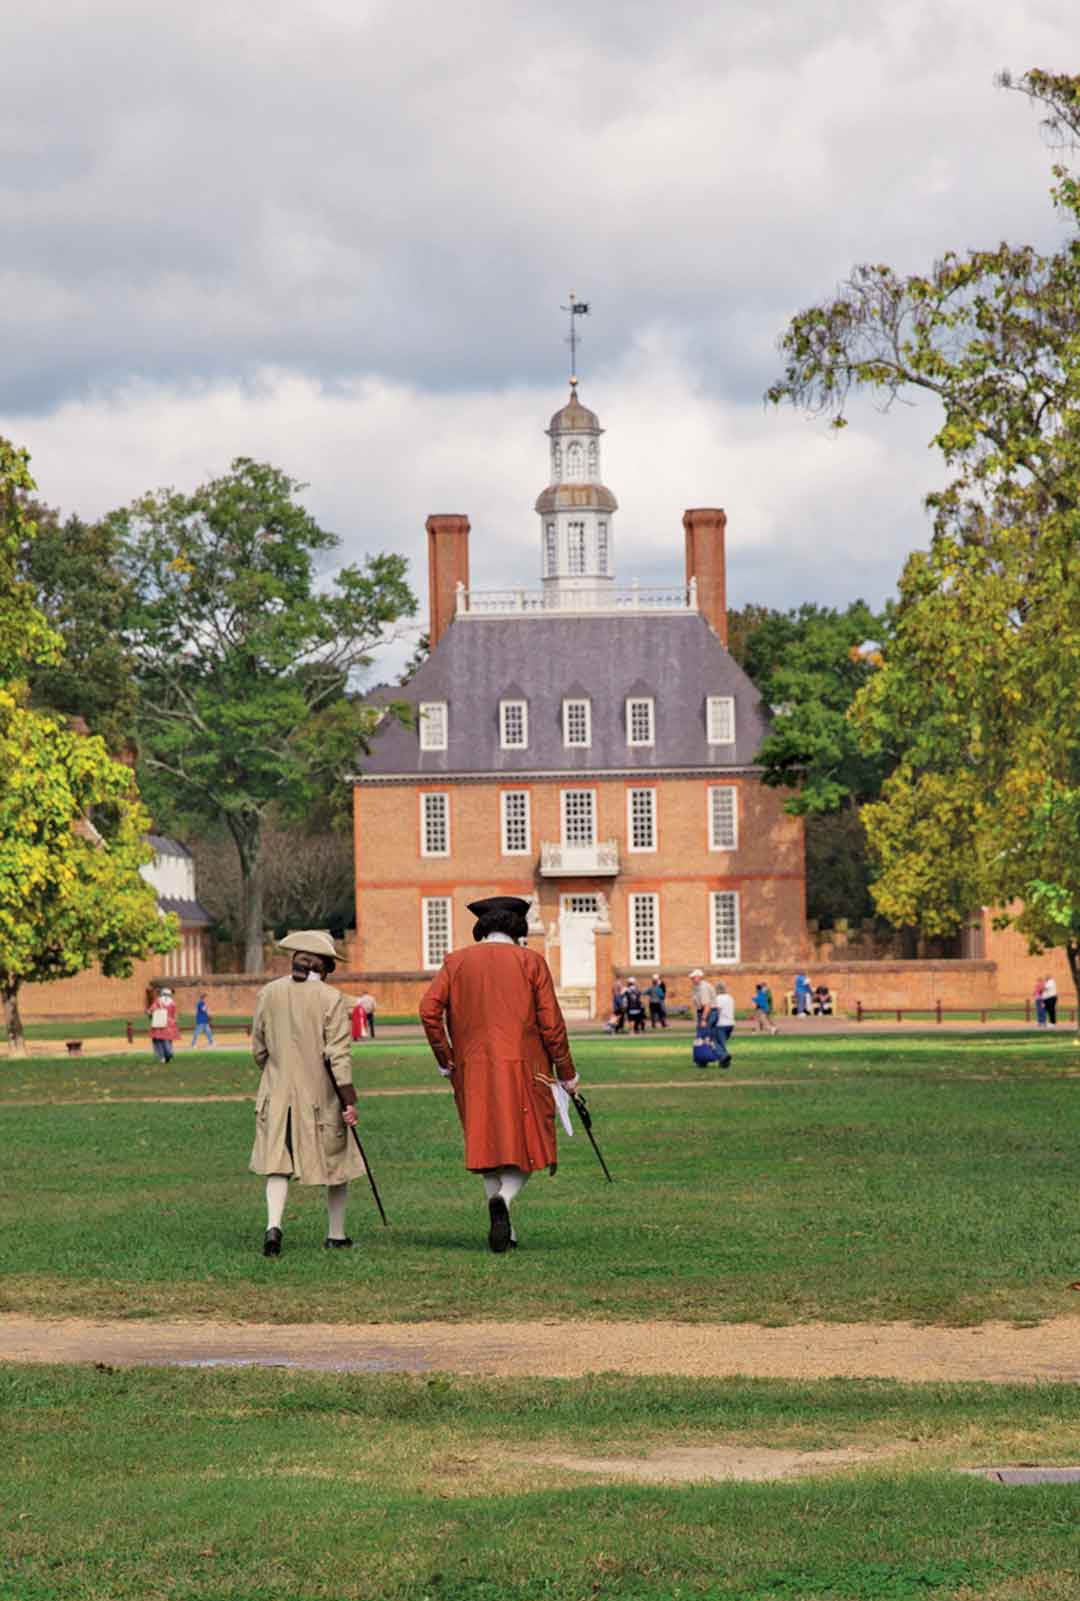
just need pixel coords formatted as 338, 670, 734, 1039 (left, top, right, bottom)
626, 696, 655, 748
500, 789, 531, 856
422, 896, 452, 969
709, 890, 740, 964
418, 700, 448, 751
597, 519, 609, 574
563, 697, 591, 748
706, 695, 736, 746
499, 699, 529, 750
420, 791, 450, 857
567, 521, 586, 575
544, 522, 558, 575
627, 786, 657, 853
708, 786, 738, 851
629, 892, 660, 966
561, 788, 596, 847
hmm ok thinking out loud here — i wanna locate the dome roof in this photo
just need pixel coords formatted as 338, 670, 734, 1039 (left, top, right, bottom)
547, 386, 602, 435
535, 484, 618, 514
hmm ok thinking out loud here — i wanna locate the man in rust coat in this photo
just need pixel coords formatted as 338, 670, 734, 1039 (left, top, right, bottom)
419, 896, 579, 1253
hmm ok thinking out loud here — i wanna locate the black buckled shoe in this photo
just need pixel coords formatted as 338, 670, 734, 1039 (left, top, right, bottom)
263, 1227, 282, 1257
488, 1196, 511, 1254
324, 1236, 354, 1249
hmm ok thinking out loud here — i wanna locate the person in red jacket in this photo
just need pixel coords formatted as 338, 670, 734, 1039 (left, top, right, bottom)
419, 896, 579, 1253
149, 987, 179, 1063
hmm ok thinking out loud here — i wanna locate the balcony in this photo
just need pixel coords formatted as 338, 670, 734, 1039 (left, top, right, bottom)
455, 578, 698, 618
539, 840, 620, 877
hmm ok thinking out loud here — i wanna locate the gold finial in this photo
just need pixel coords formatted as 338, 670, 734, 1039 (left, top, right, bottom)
569, 375, 578, 389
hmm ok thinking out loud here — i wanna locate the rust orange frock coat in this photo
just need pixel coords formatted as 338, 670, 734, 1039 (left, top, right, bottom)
419, 942, 577, 1172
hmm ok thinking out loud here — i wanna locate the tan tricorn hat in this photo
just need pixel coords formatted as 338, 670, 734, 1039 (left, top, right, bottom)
277, 929, 344, 963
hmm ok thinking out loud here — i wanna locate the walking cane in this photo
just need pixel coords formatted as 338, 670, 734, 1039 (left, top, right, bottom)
323, 1058, 389, 1226
536, 1074, 615, 1182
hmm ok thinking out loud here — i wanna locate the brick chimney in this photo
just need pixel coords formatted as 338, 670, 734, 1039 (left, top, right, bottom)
683, 507, 727, 646
425, 514, 470, 650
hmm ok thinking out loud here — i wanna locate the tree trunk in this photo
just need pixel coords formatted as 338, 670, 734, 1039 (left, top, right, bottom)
229, 817, 265, 974
1066, 940, 1080, 1033
2, 979, 26, 1056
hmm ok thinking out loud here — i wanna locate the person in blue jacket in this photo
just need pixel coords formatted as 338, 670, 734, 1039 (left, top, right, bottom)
191, 993, 215, 1048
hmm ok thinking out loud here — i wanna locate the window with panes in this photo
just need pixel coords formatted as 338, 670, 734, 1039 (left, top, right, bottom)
629, 893, 659, 965
708, 786, 738, 850
563, 697, 590, 747
420, 792, 449, 856
544, 523, 557, 576
567, 521, 586, 575
418, 701, 448, 750
706, 695, 735, 745
500, 699, 528, 749
627, 696, 654, 747
709, 890, 740, 963
561, 789, 595, 846
501, 790, 530, 855
422, 897, 452, 968
597, 520, 609, 573
628, 787, 657, 851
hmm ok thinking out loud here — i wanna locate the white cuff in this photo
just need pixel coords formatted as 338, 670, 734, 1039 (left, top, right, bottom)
437, 1065, 453, 1078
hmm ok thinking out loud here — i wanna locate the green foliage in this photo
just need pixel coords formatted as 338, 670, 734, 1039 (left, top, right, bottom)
0, 438, 61, 679
110, 457, 416, 966
734, 601, 894, 815
0, 442, 175, 1050
17, 503, 138, 752
769, 69, 1080, 981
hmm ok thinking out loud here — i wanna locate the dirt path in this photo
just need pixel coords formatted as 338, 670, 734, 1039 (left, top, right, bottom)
4, 1312, 1080, 1382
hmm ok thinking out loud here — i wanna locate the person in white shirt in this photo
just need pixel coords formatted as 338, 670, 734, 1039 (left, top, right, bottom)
714, 982, 736, 1051
1043, 975, 1058, 1027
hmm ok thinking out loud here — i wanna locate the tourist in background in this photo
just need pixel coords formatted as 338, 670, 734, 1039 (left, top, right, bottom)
358, 991, 377, 1038
1034, 978, 1046, 1028
191, 993, 214, 1048
1043, 975, 1058, 1027
646, 974, 668, 1029
149, 987, 178, 1063
793, 972, 813, 1016
625, 977, 646, 1033
714, 981, 735, 1051
689, 968, 720, 1045
751, 981, 778, 1035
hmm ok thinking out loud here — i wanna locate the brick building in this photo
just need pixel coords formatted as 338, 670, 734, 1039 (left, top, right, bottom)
351, 384, 807, 1017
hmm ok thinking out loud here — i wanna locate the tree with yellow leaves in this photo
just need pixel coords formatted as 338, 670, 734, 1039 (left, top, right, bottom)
0, 439, 175, 1053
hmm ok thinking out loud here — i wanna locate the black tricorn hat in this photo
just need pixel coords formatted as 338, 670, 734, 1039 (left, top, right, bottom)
467, 896, 532, 919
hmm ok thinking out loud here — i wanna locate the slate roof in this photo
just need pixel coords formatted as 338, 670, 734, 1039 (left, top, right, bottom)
147, 833, 193, 859
356, 612, 769, 779
158, 896, 214, 926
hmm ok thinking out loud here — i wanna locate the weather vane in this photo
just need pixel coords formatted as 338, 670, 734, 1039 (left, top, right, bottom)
561, 292, 590, 386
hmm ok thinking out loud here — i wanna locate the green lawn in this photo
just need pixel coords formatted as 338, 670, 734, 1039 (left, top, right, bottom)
2, 1036, 1078, 1325
3, 1365, 1080, 1600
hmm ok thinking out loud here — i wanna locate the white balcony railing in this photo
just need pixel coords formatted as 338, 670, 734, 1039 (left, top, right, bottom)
455, 578, 697, 618
540, 840, 620, 877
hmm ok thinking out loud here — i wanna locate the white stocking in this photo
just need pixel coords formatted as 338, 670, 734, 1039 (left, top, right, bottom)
498, 1166, 530, 1206
481, 1170, 502, 1201
265, 1175, 289, 1230
326, 1182, 349, 1240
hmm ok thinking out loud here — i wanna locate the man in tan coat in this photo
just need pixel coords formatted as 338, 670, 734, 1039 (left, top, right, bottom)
419, 896, 579, 1253
250, 929, 365, 1256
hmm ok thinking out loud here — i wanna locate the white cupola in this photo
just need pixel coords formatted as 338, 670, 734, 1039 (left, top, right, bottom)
534, 380, 619, 598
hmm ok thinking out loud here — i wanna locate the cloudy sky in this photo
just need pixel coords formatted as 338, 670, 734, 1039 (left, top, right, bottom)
2, 0, 1075, 673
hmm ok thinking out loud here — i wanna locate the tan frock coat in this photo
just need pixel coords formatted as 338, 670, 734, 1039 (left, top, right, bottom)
248, 975, 365, 1185
419, 942, 576, 1173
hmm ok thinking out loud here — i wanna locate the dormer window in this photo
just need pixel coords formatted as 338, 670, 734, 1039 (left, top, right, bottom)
500, 699, 528, 749
563, 697, 591, 748
418, 701, 448, 751
626, 697, 654, 747
706, 695, 735, 745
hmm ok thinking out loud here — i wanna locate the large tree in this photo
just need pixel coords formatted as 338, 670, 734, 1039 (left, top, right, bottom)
0, 440, 173, 1053
111, 457, 416, 971
17, 502, 138, 752
768, 68, 1080, 1010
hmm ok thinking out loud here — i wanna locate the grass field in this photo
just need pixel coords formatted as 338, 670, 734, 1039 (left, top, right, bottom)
4, 1035, 1080, 1600
2, 1034, 1078, 1325
4, 1365, 1080, 1600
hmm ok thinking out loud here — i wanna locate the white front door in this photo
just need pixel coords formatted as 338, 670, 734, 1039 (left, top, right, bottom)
560, 895, 599, 989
